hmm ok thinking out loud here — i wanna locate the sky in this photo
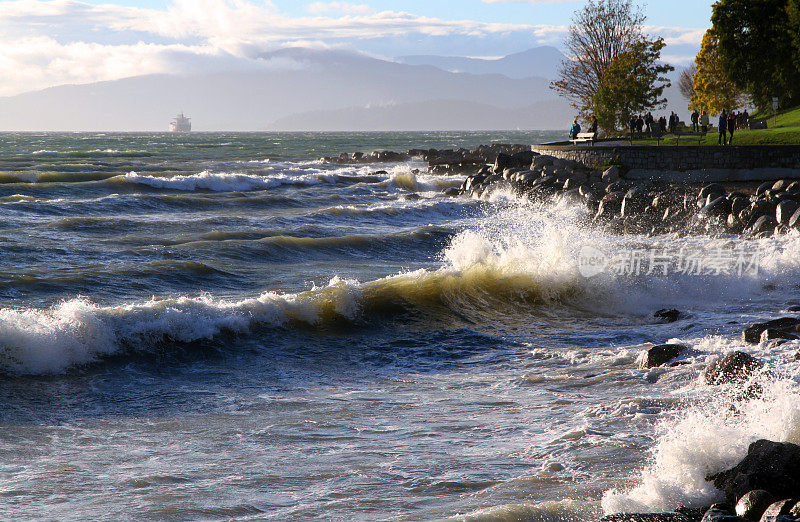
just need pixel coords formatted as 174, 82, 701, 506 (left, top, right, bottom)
0, 0, 715, 98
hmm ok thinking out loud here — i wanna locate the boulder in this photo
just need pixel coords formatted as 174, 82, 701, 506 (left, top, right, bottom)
776, 200, 799, 226
731, 197, 751, 219
639, 344, 689, 369
736, 490, 776, 521
655, 309, 682, 323
596, 192, 625, 220
727, 213, 743, 232
493, 153, 515, 173
518, 171, 538, 186
700, 196, 733, 219
704, 351, 763, 385
701, 504, 746, 522
700, 183, 727, 200
747, 215, 777, 237
603, 166, 621, 183
760, 329, 800, 343
462, 174, 487, 192
756, 182, 774, 197
532, 155, 554, 169
711, 440, 800, 503
789, 207, 800, 230
786, 181, 800, 193
607, 181, 627, 194
742, 318, 800, 344
621, 188, 649, 217
771, 180, 790, 193
511, 150, 537, 166
600, 514, 693, 522
758, 500, 797, 522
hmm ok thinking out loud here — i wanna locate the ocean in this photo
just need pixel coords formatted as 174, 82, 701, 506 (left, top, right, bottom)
1, 131, 800, 521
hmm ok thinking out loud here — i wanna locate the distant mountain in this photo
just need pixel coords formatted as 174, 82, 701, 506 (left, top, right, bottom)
270, 98, 574, 131
0, 47, 571, 131
397, 47, 566, 80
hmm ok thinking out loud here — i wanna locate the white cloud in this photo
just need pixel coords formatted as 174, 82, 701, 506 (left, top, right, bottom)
0, 0, 703, 97
306, 2, 376, 16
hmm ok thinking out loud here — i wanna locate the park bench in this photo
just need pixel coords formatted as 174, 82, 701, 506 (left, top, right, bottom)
629, 130, 665, 144
671, 130, 706, 145
570, 132, 596, 145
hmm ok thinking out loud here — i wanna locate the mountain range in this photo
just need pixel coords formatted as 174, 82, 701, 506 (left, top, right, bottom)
0, 46, 689, 131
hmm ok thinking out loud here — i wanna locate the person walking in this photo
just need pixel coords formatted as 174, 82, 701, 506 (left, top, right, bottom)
727, 111, 738, 145
570, 118, 581, 140
629, 116, 637, 138
718, 110, 728, 145
636, 115, 644, 135
700, 111, 709, 133
691, 110, 699, 132
588, 115, 598, 135
645, 112, 654, 136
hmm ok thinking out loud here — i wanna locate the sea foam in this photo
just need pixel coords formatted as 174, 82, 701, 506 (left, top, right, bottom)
602, 371, 800, 513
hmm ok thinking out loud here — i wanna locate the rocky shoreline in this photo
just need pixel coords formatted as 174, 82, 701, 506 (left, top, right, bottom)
325, 144, 800, 237
326, 143, 800, 520
459, 151, 800, 238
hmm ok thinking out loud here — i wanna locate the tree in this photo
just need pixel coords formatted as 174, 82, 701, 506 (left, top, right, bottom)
592, 39, 673, 130
551, 0, 672, 131
789, 0, 800, 72
678, 64, 697, 110
711, 0, 800, 110
692, 29, 746, 114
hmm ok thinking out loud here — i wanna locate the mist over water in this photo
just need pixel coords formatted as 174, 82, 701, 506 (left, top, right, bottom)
2, 132, 800, 521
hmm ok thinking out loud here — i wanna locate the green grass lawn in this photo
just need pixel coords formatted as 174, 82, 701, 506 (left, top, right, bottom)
628, 105, 800, 146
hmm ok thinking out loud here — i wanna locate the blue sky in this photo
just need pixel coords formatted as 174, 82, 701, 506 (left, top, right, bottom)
82, 0, 714, 28
0, 0, 714, 96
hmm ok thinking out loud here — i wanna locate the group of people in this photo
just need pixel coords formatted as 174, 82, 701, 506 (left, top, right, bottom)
716, 109, 748, 145
628, 113, 671, 137
569, 108, 751, 145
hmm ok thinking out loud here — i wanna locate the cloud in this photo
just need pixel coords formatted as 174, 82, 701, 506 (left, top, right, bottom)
306, 2, 376, 16
0, 0, 703, 97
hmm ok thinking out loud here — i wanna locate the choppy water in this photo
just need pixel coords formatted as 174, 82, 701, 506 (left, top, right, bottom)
2, 131, 800, 521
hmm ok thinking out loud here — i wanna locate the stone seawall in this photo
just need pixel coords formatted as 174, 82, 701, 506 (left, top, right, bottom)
529, 144, 800, 183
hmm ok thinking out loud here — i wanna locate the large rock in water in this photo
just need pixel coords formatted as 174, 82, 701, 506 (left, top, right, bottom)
710, 440, 800, 503
700, 504, 746, 522
704, 351, 763, 385
758, 500, 797, 522
742, 317, 800, 344
493, 151, 536, 173
789, 207, 800, 230
639, 344, 688, 369
596, 192, 625, 220
655, 309, 682, 323
735, 490, 776, 521
776, 200, 799, 226
600, 514, 693, 522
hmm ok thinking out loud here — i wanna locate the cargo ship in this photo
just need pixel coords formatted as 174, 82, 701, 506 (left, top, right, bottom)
170, 113, 192, 132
